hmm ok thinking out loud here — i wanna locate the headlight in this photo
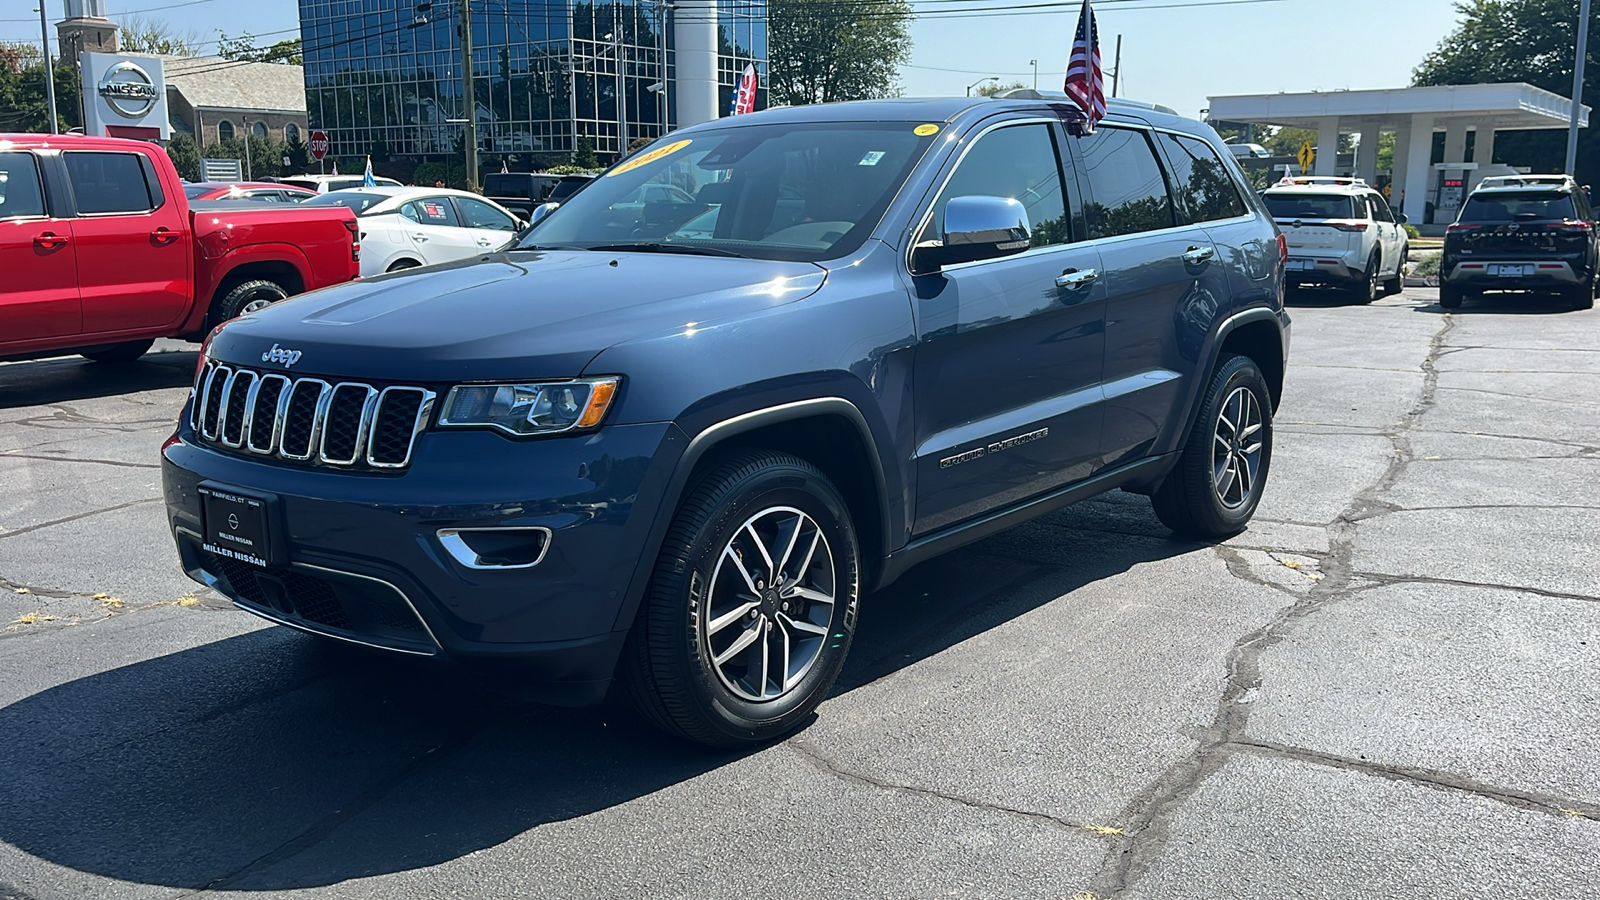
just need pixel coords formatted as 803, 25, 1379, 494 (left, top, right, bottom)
437, 377, 620, 436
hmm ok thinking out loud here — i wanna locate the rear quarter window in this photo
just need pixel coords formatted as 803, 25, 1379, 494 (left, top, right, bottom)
1157, 132, 1247, 224
0, 152, 47, 219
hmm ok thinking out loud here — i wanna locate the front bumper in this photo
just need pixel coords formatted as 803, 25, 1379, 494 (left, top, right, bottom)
1284, 250, 1363, 285
1443, 259, 1586, 290
162, 418, 678, 704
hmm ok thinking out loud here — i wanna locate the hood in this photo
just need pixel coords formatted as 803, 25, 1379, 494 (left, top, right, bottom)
207, 250, 827, 383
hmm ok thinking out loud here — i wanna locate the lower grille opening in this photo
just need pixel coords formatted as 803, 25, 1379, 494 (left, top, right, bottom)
205, 553, 434, 654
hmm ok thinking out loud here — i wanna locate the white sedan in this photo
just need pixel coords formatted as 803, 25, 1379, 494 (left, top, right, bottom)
304, 187, 525, 277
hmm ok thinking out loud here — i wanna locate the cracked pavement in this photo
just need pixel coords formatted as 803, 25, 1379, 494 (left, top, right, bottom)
1, 289, 1598, 898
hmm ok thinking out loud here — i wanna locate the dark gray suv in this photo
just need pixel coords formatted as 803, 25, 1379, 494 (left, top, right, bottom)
163, 93, 1291, 747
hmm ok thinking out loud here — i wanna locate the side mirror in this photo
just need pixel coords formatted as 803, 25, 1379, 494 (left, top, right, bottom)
1394, 212, 1409, 225
916, 196, 1032, 270
528, 202, 559, 227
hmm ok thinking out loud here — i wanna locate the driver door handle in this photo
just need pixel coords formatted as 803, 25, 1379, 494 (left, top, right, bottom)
1182, 245, 1216, 265
476, 238, 496, 247
1055, 268, 1098, 289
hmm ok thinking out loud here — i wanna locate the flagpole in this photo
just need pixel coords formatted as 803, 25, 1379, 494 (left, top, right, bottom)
1111, 34, 1122, 98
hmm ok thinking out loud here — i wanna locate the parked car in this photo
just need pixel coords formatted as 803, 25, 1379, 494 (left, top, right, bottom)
304, 187, 523, 276
482, 172, 565, 217
184, 181, 318, 203
1440, 174, 1597, 310
279, 173, 404, 194
1261, 176, 1408, 302
1, 134, 361, 364
1226, 142, 1271, 159
163, 94, 1290, 747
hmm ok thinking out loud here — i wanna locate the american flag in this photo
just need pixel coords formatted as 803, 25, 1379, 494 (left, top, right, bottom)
1064, 0, 1106, 129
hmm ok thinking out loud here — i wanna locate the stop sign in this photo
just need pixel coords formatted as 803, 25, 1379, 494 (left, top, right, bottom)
309, 130, 330, 161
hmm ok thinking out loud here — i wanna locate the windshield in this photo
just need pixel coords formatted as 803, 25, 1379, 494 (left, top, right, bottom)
304, 191, 394, 216
1263, 193, 1359, 220
518, 122, 939, 262
1459, 191, 1576, 222
183, 184, 213, 199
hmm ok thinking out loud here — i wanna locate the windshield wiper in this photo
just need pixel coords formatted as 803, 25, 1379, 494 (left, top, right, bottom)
586, 242, 749, 258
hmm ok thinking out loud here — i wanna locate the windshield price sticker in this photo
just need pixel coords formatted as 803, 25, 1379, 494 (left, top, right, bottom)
607, 139, 693, 178
914, 124, 940, 136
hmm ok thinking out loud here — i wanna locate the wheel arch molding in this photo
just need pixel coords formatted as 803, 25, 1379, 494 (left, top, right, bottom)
1163, 306, 1288, 460
609, 389, 900, 636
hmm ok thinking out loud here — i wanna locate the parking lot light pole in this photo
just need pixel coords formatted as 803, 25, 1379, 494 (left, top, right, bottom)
37, 3, 58, 133
1567, 0, 1591, 176
966, 76, 998, 97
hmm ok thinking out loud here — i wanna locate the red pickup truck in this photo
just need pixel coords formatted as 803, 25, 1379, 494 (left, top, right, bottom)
1, 134, 360, 364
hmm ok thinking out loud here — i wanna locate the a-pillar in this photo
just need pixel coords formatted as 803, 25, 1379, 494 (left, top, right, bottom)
1315, 117, 1340, 175
1399, 114, 1435, 225
1354, 129, 1379, 185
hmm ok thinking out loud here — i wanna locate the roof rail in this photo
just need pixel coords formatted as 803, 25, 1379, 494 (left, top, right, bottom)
1273, 175, 1368, 187
1476, 174, 1577, 190
991, 89, 1178, 116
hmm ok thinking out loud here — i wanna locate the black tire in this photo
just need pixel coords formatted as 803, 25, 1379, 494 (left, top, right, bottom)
1439, 284, 1465, 310
1151, 354, 1274, 539
1565, 278, 1595, 310
215, 279, 290, 322
1352, 251, 1380, 304
621, 451, 861, 748
386, 259, 421, 273
1383, 244, 1407, 295
79, 339, 154, 364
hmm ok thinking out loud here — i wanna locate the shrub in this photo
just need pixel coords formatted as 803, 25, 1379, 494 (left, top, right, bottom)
1403, 223, 1421, 240
1413, 251, 1442, 278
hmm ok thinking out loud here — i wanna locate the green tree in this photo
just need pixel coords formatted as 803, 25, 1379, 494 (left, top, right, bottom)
285, 133, 311, 173
0, 49, 81, 133
218, 32, 303, 65
974, 80, 1028, 98
166, 133, 202, 181
1413, 0, 1597, 178
768, 0, 912, 105
574, 136, 599, 169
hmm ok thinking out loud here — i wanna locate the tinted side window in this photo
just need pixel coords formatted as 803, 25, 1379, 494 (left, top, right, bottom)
1368, 194, 1394, 223
927, 123, 1069, 248
1079, 127, 1175, 239
1158, 133, 1247, 224
64, 152, 155, 214
0, 152, 47, 219
454, 197, 516, 231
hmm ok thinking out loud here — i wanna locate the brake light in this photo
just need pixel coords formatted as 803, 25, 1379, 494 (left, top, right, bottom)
1552, 221, 1592, 231
1446, 223, 1483, 232
1276, 233, 1288, 264
343, 218, 361, 262
1328, 221, 1370, 232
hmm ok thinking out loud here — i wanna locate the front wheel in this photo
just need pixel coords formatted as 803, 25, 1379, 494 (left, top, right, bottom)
621, 452, 861, 747
1151, 354, 1274, 538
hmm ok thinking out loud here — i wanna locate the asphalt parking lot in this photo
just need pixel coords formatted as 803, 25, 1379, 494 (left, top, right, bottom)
1, 286, 1597, 899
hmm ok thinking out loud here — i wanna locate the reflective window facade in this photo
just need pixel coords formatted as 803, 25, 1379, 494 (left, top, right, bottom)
298, 0, 766, 164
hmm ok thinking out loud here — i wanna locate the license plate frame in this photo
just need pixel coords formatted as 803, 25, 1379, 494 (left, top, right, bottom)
1490, 264, 1532, 277
198, 483, 278, 568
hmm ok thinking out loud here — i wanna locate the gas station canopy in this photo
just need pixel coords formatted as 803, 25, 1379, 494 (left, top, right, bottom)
1207, 83, 1590, 228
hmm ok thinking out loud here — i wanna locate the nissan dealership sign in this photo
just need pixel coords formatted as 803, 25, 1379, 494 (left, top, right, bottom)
81, 52, 169, 140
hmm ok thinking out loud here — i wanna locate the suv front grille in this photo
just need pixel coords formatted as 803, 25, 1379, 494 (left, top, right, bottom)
192, 361, 434, 470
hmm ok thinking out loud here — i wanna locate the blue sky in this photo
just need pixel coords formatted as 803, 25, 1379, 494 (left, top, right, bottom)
3, 0, 1469, 118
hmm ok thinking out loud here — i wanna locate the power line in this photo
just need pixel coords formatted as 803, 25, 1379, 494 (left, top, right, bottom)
0, 0, 221, 25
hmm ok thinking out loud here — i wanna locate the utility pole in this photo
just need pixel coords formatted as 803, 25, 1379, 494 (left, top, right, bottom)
460, 0, 480, 191
1111, 34, 1123, 98
38, 2, 59, 133
1567, 0, 1591, 176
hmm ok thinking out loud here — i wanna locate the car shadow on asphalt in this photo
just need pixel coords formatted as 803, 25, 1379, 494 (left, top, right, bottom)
1283, 287, 1364, 308
1409, 292, 1585, 315
0, 494, 1201, 890
0, 350, 199, 410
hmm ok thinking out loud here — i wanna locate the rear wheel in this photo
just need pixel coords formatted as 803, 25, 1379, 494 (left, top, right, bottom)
386, 259, 421, 273
1439, 284, 1466, 310
1565, 278, 1596, 310
79, 339, 154, 364
621, 451, 860, 747
215, 279, 290, 322
1151, 354, 1274, 539
1352, 251, 1380, 304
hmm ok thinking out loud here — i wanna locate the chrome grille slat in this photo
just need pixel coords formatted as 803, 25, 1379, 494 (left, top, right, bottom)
190, 365, 429, 471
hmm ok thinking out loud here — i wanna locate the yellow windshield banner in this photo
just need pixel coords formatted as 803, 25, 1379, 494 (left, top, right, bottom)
606, 139, 693, 177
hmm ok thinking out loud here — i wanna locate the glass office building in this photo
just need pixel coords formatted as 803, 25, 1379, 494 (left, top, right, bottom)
298, 0, 766, 166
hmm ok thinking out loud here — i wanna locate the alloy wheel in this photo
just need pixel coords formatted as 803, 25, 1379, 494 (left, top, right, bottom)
703, 506, 836, 702
1212, 386, 1264, 509
240, 292, 279, 314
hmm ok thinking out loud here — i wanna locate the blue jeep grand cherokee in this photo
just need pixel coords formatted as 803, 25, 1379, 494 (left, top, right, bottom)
164, 93, 1290, 747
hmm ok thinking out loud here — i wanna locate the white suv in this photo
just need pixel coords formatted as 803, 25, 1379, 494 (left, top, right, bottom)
1261, 176, 1410, 303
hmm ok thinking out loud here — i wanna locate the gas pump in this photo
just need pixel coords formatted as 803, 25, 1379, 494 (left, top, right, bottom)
1434, 169, 1467, 223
